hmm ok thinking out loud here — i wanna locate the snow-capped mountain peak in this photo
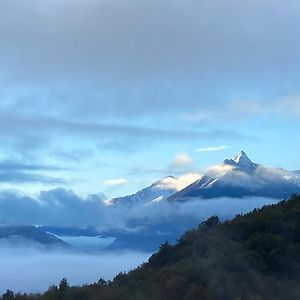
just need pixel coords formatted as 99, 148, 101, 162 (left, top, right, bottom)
168, 151, 300, 201
224, 151, 257, 172
233, 150, 251, 163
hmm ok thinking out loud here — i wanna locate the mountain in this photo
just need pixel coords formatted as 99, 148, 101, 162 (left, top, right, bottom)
0, 226, 70, 249
10, 194, 300, 300
101, 222, 185, 252
109, 176, 179, 207
39, 226, 100, 237
39, 226, 114, 253
169, 151, 300, 201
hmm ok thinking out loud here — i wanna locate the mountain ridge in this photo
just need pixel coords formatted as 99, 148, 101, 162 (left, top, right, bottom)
168, 151, 300, 201
109, 176, 177, 207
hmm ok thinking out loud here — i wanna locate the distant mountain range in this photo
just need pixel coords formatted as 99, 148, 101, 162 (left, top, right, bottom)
0, 226, 70, 249
108, 151, 300, 207
10, 151, 300, 253
168, 151, 300, 201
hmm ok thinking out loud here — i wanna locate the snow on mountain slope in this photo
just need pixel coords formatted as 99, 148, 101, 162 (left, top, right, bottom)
223, 150, 257, 172
0, 226, 70, 249
109, 173, 201, 207
169, 151, 300, 201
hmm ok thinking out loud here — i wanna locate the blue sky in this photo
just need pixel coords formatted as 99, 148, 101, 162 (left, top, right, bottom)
0, 0, 300, 198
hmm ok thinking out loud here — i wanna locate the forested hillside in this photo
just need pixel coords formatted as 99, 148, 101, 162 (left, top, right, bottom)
3, 195, 300, 300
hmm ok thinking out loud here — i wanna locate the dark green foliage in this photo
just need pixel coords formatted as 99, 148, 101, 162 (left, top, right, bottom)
3, 195, 300, 299
198, 215, 220, 230
2, 290, 14, 300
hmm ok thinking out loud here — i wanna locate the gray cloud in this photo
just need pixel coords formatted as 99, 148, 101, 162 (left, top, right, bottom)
0, 112, 246, 139
0, 0, 299, 119
0, 161, 64, 172
2, 0, 295, 165
0, 110, 248, 164
0, 187, 278, 230
0, 189, 110, 227
0, 161, 66, 184
0, 172, 65, 184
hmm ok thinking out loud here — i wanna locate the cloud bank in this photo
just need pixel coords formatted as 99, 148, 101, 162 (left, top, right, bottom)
0, 189, 112, 228
0, 187, 279, 231
0, 245, 150, 294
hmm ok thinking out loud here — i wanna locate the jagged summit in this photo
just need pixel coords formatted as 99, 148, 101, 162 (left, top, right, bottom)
168, 150, 300, 201
233, 150, 251, 163
224, 151, 257, 172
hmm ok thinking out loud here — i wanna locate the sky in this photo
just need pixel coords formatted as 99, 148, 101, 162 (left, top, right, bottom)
0, 0, 300, 199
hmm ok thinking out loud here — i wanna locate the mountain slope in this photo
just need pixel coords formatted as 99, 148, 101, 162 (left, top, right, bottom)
109, 176, 177, 207
8, 194, 300, 299
0, 226, 70, 249
169, 151, 300, 201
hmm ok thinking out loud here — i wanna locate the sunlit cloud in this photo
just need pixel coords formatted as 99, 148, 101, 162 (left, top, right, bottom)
157, 173, 202, 191
196, 145, 229, 152
103, 178, 128, 187
170, 153, 193, 169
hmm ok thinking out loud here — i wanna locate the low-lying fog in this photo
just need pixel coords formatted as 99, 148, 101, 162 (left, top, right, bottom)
0, 195, 280, 295
0, 246, 150, 294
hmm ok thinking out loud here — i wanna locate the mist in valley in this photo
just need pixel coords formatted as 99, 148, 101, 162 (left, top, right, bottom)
0, 243, 150, 294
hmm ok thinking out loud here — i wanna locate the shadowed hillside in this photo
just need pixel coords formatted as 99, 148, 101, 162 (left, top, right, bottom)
3, 195, 300, 300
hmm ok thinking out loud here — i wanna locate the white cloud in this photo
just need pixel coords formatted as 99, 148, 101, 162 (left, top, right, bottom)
170, 153, 193, 169
0, 246, 150, 294
207, 164, 235, 176
0, 185, 282, 236
158, 173, 202, 191
103, 178, 128, 187
129, 196, 279, 225
196, 145, 229, 152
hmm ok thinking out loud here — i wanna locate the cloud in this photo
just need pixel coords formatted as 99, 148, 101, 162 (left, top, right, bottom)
0, 185, 280, 232
0, 189, 112, 228
0, 161, 66, 184
129, 196, 279, 226
103, 178, 128, 187
157, 173, 202, 191
1, 0, 299, 120
0, 111, 248, 164
196, 146, 229, 152
0, 161, 64, 172
170, 153, 193, 169
128, 155, 198, 178
0, 172, 65, 185
0, 246, 150, 294
0, 0, 276, 169
207, 164, 235, 176
0, 112, 247, 141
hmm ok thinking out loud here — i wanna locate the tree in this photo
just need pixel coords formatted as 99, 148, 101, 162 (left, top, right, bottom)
2, 290, 14, 300
199, 215, 220, 230
59, 278, 69, 292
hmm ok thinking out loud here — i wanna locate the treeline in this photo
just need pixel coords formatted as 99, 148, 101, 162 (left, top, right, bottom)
3, 194, 300, 299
